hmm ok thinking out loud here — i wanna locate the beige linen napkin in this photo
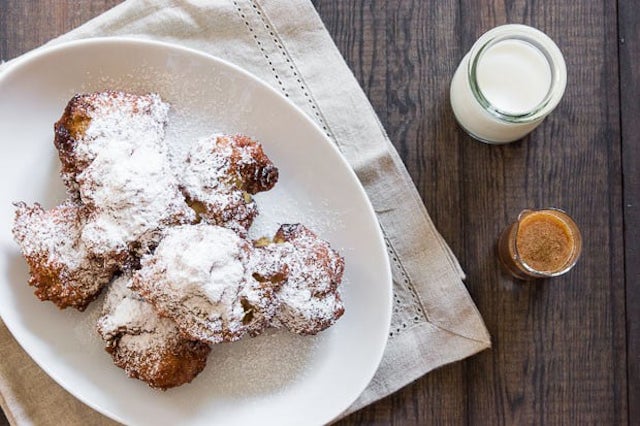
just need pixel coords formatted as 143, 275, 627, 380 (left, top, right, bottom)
0, 0, 491, 424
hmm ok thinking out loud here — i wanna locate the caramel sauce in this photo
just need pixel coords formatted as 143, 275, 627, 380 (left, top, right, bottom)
515, 211, 574, 272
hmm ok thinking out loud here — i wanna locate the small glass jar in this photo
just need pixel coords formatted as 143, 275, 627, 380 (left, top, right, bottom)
450, 24, 567, 144
497, 208, 582, 280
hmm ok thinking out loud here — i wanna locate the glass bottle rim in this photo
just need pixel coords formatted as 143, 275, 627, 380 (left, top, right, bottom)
467, 24, 567, 124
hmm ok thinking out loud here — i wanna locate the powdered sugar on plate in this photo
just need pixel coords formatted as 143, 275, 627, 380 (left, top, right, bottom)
206, 328, 326, 397
78, 65, 232, 161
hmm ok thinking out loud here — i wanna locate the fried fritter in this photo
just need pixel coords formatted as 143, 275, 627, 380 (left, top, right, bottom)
131, 224, 284, 345
180, 134, 278, 234
12, 201, 121, 310
13, 90, 346, 391
97, 275, 210, 390
259, 224, 345, 335
53, 91, 194, 259
54, 91, 168, 192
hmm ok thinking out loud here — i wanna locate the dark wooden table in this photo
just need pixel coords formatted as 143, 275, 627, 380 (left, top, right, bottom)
1, 0, 637, 424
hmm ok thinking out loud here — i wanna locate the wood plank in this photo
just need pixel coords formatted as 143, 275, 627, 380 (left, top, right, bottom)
320, 0, 627, 423
619, 0, 640, 423
0, 0, 121, 61
457, 0, 626, 424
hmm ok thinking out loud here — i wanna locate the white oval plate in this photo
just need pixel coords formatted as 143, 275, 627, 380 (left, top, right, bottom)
0, 38, 391, 425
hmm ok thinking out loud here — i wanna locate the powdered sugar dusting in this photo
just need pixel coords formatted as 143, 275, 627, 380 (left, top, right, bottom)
207, 329, 325, 397
250, 190, 347, 243
179, 134, 258, 233
180, 134, 236, 196
74, 92, 169, 167
13, 201, 87, 269
78, 66, 231, 161
12, 201, 119, 310
79, 143, 189, 255
98, 275, 179, 353
132, 224, 274, 345
178, 134, 278, 234
66, 92, 194, 256
148, 225, 245, 318
77, 64, 264, 164
14, 83, 349, 393
260, 225, 345, 335
96, 274, 211, 389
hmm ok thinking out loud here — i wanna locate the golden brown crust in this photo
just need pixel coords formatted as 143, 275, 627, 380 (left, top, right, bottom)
180, 134, 278, 234
54, 94, 91, 191
53, 91, 172, 193
185, 192, 257, 232
273, 224, 346, 296
98, 276, 211, 389
220, 134, 279, 194
107, 339, 210, 390
267, 224, 345, 335
12, 201, 121, 311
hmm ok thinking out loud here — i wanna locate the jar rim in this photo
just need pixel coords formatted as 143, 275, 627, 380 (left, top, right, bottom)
467, 24, 567, 123
512, 208, 582, 277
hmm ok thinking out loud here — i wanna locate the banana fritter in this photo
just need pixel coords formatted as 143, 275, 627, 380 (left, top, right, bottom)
12, 201, 121, 310
260, 224, 345, 335
97, 275, 210, 390
180, 134, 278, 234
131, 224, 285, 345
53, 91, 194, 259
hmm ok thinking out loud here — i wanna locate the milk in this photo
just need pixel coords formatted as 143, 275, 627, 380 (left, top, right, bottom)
450, 25, 566, 144
476, 40, 552, 115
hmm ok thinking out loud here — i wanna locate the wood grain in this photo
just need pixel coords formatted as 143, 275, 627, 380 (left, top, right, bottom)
317, 0, 628, 424
0, 0, 634, 425
454, 1, 627, 423
0, 0, 120, 60
619, 0, 640, 423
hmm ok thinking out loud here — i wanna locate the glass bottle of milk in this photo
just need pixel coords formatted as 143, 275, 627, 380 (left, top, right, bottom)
450, 24, 567, 144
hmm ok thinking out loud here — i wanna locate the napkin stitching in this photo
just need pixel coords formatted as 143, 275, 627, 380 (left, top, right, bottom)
249, 0, 335, 141
252, 0, 440, 342
231, 0, 290, 99
361, 89, 467, 281
383, 233, 430, 330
